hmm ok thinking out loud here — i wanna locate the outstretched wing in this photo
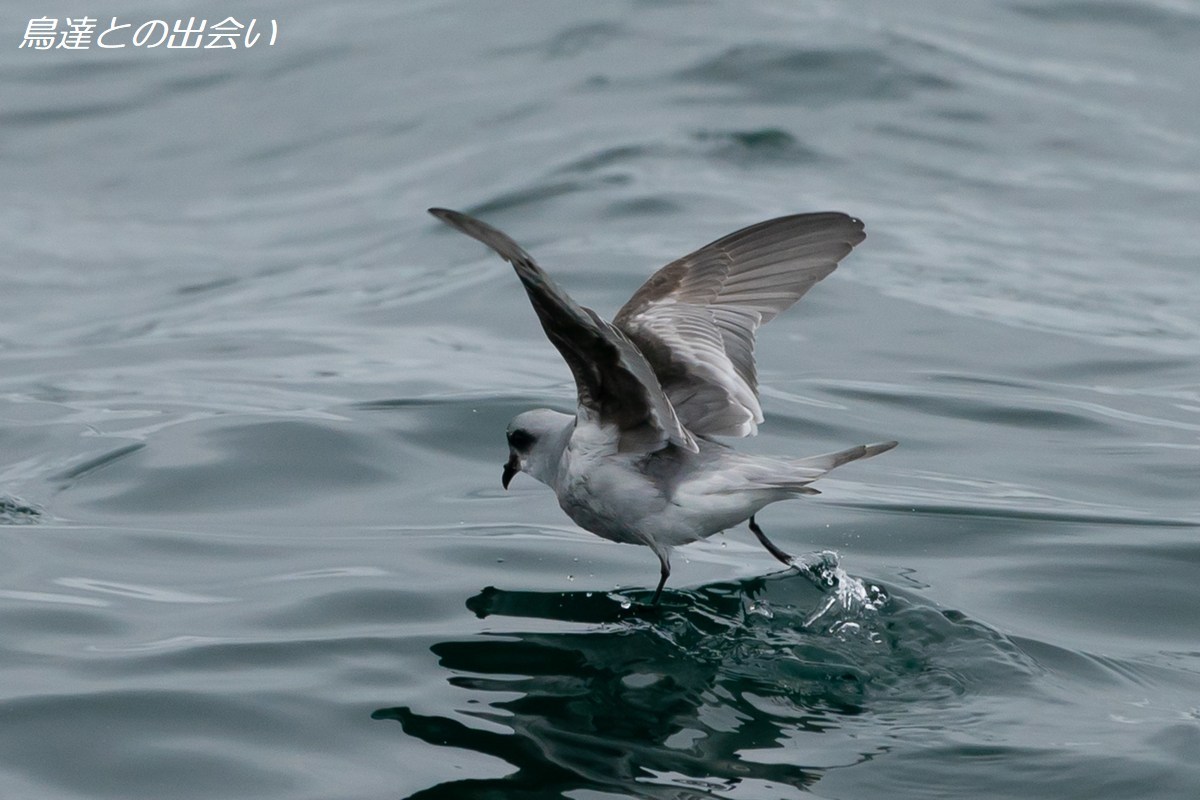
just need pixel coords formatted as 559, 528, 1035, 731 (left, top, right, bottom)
613, 213, 865, 437
429, 208, 697, 453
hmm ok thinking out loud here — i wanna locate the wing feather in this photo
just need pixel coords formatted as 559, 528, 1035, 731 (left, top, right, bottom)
429, 208, 697, 453
614, 213, 865, 437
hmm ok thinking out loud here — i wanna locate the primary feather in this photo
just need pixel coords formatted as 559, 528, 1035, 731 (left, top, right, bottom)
614, 213, 865, 436
429, 207, 696, 453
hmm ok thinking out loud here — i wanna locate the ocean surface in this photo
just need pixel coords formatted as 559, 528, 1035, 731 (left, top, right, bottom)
2, 1, 1198, 798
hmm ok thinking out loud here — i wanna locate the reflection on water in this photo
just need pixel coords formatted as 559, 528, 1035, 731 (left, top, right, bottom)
376, 573, 1037, 798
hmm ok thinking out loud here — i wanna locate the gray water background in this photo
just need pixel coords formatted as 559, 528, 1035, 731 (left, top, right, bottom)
2, 1, 1199, 798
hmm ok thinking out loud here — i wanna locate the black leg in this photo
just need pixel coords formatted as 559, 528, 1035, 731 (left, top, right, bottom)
749, 515, 794, 565
651, 549, 670, 605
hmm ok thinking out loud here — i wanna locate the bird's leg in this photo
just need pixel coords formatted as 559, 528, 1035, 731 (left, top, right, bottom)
651, 549, 671, 605
749, 515, 794, 565
749, 515, 841, 592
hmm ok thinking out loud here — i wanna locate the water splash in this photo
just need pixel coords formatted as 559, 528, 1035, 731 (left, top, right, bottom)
788, 550, 889, 629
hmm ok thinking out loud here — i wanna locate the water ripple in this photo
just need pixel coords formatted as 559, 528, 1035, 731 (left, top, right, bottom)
674, 45, 957, 104
54, 578, 234, 605
0, 495, 41, 524
376, 574, 1041, 797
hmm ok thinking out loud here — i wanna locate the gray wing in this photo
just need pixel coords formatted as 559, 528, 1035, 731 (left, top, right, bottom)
429, 208, 697, 453
613, 213, 866, 437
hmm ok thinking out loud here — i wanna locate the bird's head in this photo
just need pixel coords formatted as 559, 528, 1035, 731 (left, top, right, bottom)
503, 408, 573, 489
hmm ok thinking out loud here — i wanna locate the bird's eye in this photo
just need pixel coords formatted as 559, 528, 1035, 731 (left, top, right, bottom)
508, 429, 536, 450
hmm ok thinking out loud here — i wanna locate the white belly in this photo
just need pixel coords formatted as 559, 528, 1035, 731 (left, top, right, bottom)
557, 458, 780, 548
552, 425, 788, 549
557, 455, 662, 545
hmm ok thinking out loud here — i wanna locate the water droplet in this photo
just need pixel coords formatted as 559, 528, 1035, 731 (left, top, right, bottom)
834, 620, 861, 636
567, 574, 575, 581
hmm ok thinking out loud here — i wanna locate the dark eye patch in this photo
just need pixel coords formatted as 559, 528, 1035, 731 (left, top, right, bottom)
507, 429, 536, 450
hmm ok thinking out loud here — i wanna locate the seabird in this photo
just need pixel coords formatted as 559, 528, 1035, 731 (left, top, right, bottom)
430, 207, 896, 604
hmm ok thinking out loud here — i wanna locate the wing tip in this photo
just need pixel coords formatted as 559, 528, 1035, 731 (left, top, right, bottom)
428, 206, 473, 232
864, 440, 898, 458
839, 213, 867, 245
427, 207, 537, 270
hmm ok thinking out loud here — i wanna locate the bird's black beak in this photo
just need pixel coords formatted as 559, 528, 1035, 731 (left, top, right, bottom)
502, 458, 519, 490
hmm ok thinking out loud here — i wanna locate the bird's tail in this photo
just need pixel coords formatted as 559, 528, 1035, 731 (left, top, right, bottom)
759, 440, 897, 494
